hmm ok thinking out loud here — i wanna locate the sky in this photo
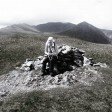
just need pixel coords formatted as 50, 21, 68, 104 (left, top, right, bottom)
0, 0, 112, 29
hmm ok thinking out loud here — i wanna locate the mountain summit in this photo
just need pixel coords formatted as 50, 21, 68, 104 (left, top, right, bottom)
59, 21, 110, 44
35, 22, 75, 33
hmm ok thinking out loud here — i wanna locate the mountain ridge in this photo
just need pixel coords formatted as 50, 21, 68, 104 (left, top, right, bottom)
0, 23, 39, 35
0, 22, 111, 44
34, 22, 76, 33
102, 29, 112, 43
59, 22, 110, 44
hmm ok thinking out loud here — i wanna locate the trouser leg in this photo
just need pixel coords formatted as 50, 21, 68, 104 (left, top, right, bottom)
49, 56, 57, 73
49, 58, 53, 73
42, 57, 49, 74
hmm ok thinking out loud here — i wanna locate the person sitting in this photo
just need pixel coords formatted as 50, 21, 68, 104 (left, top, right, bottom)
42, 37, 58, 76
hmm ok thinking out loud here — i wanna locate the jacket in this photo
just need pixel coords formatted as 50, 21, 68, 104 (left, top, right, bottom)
45, 41, 58, 56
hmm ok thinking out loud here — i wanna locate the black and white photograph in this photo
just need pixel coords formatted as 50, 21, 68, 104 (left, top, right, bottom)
0, 0, 112, 111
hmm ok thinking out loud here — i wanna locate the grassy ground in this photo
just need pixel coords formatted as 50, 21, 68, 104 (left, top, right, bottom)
0, 34, 112, 112
56, 36, 112, 66
1, 67, 112, 112
0, 34, 112, 75
0, 33, 46, 75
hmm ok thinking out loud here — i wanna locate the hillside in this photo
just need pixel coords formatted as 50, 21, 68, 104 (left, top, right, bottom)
102, 29, 112, 43
34, 22, 110, 44
59, 22, 110, 44
0, 22, 111, 44
0, 33, 112, 74
0, 24, 39, 36
0, 35, 112, 112
0, 23, 112, 112
35, 22, 75, 33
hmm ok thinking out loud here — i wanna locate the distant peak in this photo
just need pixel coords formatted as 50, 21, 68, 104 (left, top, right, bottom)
78, 21, 90, 26
11, 23, 30, 27
38, 22, 75, 25
77, 21, 95, 28
81, 21, 89, 24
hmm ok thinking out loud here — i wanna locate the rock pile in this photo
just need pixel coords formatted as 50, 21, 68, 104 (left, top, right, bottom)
20, 45, 94, 72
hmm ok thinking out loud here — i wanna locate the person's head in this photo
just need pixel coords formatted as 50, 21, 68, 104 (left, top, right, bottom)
47, 37, 54, 43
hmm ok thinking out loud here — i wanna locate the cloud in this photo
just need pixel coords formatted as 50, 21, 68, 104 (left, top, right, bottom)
0, 0, 112, 29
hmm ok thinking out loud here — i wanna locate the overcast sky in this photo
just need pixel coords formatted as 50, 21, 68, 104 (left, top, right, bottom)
0, 0, 112, 29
